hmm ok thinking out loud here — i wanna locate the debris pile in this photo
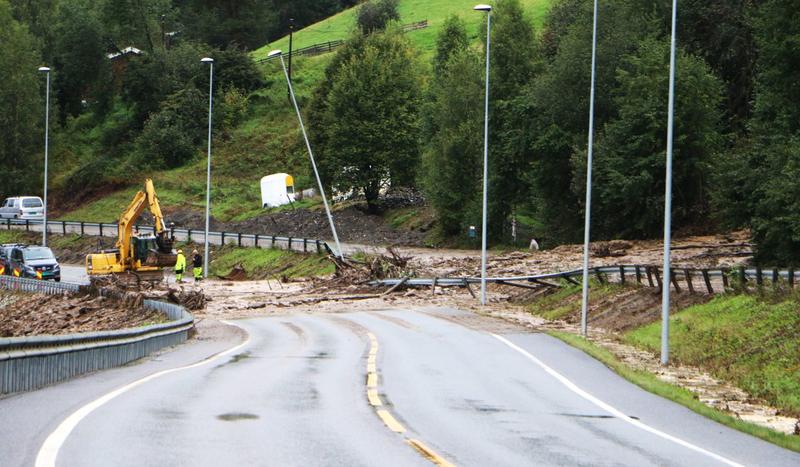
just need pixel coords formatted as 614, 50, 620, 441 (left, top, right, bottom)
0, 290, 167, 337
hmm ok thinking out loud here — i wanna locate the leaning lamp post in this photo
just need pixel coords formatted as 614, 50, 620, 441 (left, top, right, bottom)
269, 49, 343, 259
201, 57, 214, 278
39, 66, 51, 247
474, 4, 492, 305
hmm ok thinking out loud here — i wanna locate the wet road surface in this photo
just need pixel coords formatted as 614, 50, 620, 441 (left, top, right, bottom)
1, 308, 798, 466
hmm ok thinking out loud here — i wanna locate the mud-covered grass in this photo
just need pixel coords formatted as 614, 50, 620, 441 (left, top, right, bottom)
626, 294, 800, 418
549, 331, 800, 453
208, 244, 335, 280
526, 281, 625, 321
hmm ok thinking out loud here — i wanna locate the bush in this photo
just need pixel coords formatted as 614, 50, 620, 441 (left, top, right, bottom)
356, 0, 399, 34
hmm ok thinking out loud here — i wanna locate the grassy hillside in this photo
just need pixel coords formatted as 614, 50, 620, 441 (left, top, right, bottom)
57, 0, 553, 225
254, 0, 552, 59
626, 295, 800, 417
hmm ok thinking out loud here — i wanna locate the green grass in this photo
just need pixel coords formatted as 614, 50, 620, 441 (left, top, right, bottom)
527, 281, 622, 320
549, 331, 800, 453
254, 0, 553, 59
208, 244, 335, 279
0, 230, 29, 244
625, 294, 800, 418
60, 0, 554, 225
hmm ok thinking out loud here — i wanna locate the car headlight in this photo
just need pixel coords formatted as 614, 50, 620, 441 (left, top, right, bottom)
23, 265, 35, 273
53, 264, 60, 271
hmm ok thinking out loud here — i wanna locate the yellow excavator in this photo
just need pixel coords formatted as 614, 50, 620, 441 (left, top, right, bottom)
86, 179, 177, 285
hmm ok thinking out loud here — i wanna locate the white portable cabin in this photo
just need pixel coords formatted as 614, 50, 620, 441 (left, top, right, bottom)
260, 173, 296, 208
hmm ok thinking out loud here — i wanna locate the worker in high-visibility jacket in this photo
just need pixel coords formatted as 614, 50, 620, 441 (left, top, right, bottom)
174, 249, 186, 283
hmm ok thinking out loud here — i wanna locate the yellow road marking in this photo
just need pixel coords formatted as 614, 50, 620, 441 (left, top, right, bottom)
407, 439, 455, 467
367, 388, 382, 407
368, 354, 376, 365
367, 362, 376, 373
377, 409, 406, 433
367, 372, 378, 388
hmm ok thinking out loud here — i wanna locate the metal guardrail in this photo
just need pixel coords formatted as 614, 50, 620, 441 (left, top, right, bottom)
0, 275, 80, 294
2, 218, 331, 255
0, 275, 194, 394
370, 264, 790, 295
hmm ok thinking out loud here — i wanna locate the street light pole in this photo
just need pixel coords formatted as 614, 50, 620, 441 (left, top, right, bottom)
201, 57, 214, 278
580, 0, 599, 336
288, 18, 295, 85
269, 50, 343, 259
39, 66, 51, 247
474, 4, 492, 306
661, 0, 679, 366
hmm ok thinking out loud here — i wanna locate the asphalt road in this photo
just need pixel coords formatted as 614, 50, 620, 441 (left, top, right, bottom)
1, 308, 797, 466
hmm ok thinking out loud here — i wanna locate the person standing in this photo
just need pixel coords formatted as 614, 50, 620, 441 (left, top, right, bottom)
192, 249, 203, 282
174, 249, 186, 282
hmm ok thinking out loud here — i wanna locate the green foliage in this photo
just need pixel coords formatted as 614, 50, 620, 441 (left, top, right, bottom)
310, 29, 422, 210
626, 294, 800, 417
0, 0, 43, 199
356, 0, 400, 35
422, 47, 483, 236
433, 15, 469, 76
581, 37, 724, 239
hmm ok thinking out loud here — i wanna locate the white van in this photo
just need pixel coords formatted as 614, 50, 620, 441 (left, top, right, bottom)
260, 174, 295, 208
0, 197, 45, 219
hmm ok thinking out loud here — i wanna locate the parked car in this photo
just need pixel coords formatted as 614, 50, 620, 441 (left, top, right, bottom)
0, 196, 45, 220
4, 245, 60, 281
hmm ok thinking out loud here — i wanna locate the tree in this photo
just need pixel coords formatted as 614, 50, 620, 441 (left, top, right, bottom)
581, 37, 724, 239
356, 0, 399, 35
434, 15, 469, 76
422, 48, 484, 236
52, 0, 106, 123
310, 29, 422, 211
0, 0, 43, 198
484, 0, 538, 240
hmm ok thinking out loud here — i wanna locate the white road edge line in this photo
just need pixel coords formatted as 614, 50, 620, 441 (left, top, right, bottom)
35, 320, 251, 467
491, 333, 744, 467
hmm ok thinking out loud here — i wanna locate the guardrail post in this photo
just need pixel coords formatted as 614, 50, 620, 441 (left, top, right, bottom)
187, 229, 192, 241
684, 269, 694, 293
272, 236, 276, 248
619, 265, 625, 285
25, 219, 29, 231
755, 266, 763, 287
303, 238, 308, 253
790, 268, 795, 288
221, 232, 226, 245
635, 265, 642, 284
288, 237, 293, 251
772, 268, 779, 286
652, 267, 662, 291
255, 234, 260, 248
62, 221, 66, 235
99, 223, 103, 237
135, 224, 139, 233
739, 266, 747, 289
670, 270, 681, 293
702, 269, 713, 293
593, 267, 605, 284
80, 221, 84, 235
721, 268, 729, 289
237, 233, 242, 247
316, 240, 321, 254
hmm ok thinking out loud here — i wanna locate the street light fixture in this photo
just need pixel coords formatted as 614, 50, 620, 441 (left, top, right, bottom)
269, 49, 343, 259
39, 66, 51, 247
201, 57, 214, 278
474, 4, 491, 305
580, 0, 599, 336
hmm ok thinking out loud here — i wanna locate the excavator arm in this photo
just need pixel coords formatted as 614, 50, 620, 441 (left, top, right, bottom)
114, 178, 174, 268
145, 179, 168, 234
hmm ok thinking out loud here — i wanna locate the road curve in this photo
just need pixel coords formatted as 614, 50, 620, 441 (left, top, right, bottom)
1, 308, 797, 466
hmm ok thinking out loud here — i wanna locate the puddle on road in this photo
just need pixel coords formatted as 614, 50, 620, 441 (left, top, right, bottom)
217, 412, 260, 422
